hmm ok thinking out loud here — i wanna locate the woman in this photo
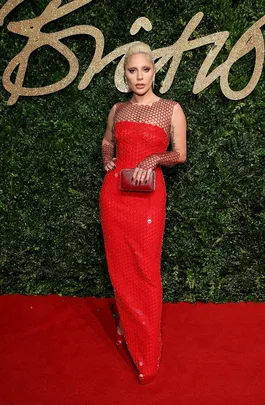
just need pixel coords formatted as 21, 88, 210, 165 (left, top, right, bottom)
99, 42, 187, 384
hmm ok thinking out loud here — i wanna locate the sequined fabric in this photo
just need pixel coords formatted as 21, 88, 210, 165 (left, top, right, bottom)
99, 98, 178, 378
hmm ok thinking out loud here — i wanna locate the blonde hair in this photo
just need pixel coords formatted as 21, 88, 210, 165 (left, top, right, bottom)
124, 42, 155, 69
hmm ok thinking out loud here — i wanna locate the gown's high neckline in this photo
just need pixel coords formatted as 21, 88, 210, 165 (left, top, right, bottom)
128, 98, 162, 107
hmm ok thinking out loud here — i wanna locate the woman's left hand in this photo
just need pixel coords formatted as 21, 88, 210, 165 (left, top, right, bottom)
132, 167, 153, 184
132, 155, 159, 183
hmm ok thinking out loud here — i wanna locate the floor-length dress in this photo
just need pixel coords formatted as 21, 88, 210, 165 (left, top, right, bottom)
99, 97, 178, 377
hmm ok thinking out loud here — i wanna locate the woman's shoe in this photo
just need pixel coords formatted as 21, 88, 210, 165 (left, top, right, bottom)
138, 373, 156, 385
115, 316, 126, 350
116, 329, 126, 350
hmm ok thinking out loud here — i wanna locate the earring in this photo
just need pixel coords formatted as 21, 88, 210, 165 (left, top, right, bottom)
124, 77, 130, 93
152, 77, 155, 89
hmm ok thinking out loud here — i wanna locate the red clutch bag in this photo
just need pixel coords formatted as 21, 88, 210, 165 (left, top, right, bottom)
120, 169, 156, 192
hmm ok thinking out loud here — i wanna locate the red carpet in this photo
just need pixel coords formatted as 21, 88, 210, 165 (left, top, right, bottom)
0, 295, 265, 405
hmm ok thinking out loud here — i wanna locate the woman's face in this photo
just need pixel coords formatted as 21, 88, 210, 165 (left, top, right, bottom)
124, 53, 155, 94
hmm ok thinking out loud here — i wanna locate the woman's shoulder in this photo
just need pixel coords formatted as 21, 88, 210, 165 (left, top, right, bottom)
160, 97, 180, 106
161, 98, 185, 117
110, 101, 126, 111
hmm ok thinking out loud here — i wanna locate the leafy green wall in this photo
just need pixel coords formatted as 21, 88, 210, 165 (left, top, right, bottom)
0, 0, 264, 301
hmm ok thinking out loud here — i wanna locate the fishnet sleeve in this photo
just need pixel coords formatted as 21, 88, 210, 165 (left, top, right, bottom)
136, 102, 187, 170
102, 104, 117, 171
102, 139, 115, 169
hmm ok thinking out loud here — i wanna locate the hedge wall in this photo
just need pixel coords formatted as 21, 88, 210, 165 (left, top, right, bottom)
0, 0, 264, 301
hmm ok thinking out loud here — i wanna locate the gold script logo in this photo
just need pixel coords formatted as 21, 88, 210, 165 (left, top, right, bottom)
0, 0, 264, 105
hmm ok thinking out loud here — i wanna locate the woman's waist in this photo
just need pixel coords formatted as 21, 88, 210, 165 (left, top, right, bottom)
115, 150, 166, 166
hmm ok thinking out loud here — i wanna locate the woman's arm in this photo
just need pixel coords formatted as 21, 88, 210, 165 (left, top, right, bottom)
133, 102, 187, 181
102, 104, 117, 171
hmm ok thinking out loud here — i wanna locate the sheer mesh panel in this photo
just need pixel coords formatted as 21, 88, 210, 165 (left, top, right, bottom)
113, 98, 178, 140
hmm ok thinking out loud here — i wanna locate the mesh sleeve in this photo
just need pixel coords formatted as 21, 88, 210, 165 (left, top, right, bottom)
102, 139, 115, 170
136, 150, 181, 170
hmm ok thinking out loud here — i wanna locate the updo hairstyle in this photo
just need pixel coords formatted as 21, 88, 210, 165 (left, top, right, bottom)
123, 42, 155, 69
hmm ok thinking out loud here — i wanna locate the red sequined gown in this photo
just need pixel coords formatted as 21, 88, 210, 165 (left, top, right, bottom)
99, 98, 178, 378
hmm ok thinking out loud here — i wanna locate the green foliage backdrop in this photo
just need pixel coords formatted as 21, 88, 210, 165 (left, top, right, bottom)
0, 0, 264, 301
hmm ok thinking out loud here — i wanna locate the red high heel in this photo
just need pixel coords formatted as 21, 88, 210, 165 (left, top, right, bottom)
138, 373, 156, 385
112, 302, 126, 350
116, 329, 126, 350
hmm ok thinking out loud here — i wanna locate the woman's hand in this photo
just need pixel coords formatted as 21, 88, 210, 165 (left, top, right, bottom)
104, 157, 117, 172
132, 155, 159, 183
132, 167, 153, 184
